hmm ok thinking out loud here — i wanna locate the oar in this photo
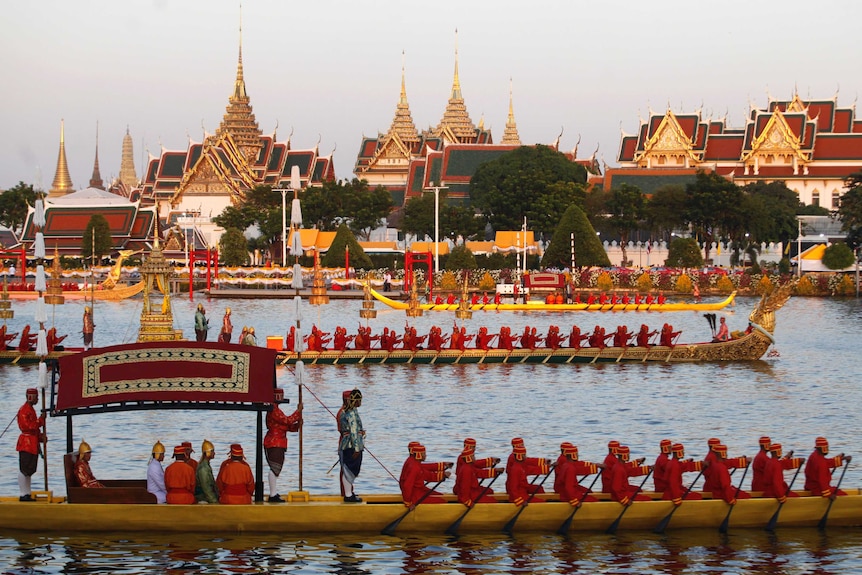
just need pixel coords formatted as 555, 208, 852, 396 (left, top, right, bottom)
719, 460, 751, 534
0, 412, 17, 440
382, 477, 447, 536
445, 472, 502, 536
606, 468, 653, 535
818, 460, 851, 531
653, 467, 705, 534
502, 463, 557, 535
765, 461, 804, 531
556, 472, 601, 536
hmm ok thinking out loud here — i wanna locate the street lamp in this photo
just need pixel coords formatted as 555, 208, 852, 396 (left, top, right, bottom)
423, 182, 448, 274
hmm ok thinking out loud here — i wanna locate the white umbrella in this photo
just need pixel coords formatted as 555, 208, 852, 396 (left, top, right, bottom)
290, 198, 302, 227
292, 263, 304, 290
35, 265, 47, 292
295, 360, 305, 386
38, 361, 49, 389
36, 328, 48, 356
34, 232, 46, 259
34, 296, 48, 323
34, 198, 46, 228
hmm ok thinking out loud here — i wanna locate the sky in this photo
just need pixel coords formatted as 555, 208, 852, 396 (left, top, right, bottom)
3, 0, 862, 191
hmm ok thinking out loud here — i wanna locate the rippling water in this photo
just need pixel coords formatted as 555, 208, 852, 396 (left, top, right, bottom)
1, 293, 860, 573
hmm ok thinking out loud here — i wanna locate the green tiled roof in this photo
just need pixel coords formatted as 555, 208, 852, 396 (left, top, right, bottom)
609, 173, 697, 195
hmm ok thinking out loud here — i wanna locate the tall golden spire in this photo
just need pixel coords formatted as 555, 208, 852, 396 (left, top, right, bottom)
214, 4, 262, 161
119, 126, 138, 189
501, 78, 521, 145
385, 51, 419, 144
89, 121, 105, 190
49, 119, 74, 198
434, 29, 477, 143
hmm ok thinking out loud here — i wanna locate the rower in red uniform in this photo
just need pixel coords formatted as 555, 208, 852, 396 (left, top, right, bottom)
601, 440, 620, 493
333, 326, 352, 351
506, 438, 551, 506
659, 323, 681, 347
544, 326, 564, 350
286, 326, 296, 352
449, 324, 463, 350
555, 443, 602, 505
662, 443, 703, 505
635, 324, 658, 347
752, 436, 795, 492
16, 325, 37, 352
453, 438, 502, 507
587, 293, 596, 305
608, 445, 651, 505
497, 326, 517, 350
703, 438, 748, 494
762, 443, 804, 502
475, 327, 497, 350
399, 443, 451, 508
708, 444, 750, 504
588, 326, 611, 349
46, 327, 67, 352
653, 439, 673, 492
612, 325, 633, 348
493, 292, 502, 305
805, 437, 851, 498
568, 326, 588, 349
519, 326, 533, 349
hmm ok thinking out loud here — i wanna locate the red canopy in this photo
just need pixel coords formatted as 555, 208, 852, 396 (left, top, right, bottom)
55, 342, 277, 413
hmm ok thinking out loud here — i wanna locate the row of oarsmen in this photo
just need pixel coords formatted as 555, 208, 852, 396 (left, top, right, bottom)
402, 436, 851, 509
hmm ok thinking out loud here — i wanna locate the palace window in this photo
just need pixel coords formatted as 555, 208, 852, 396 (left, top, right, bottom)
832, 191, 840, 209
812, 191, 820, 207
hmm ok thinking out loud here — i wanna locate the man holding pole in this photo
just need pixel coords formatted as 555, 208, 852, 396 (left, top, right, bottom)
338, 388, 365, 502
264, 387, 302, 502
16, 388, 45, 501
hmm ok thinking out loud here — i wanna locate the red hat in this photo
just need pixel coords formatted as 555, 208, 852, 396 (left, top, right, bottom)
413, 444, 426, 459
617, 445, 630, 455
608, 440, 620, 453
708, 438, 721, 447
769, 443, 783, 454
342, 390, 352, 401
564, 444, 579, 457
26, 388, 38, 397
173, 446, 185, 456
560, 441, 574, 451
672, 443, 685, 456
463, 438, 476, 448
660, 439, 672, 453
513, 444, 527, 460
512, 437, 525, 448
230, 444, 244, 457
759, 436, 771, 447
182, 441, 194, 453
408, 441, 422, 454
714, 444, 728, 457
273, 388, 284, 401
815, 437, 829, 448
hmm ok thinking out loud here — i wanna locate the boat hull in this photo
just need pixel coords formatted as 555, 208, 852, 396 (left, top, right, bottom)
369, 287, 737, 313
5, 281, 144, 301
276, 330, 772, 365
0, 349, 77, 365
1, 491, 859, 534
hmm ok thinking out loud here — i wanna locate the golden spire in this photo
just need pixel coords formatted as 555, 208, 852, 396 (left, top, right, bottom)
385, 51, 419, 144
434, 29, 477, 143
49, 119, 74, 198
214, 4, 262, 161
501, 78, 521, 145
89, 121, 105, 190
119, 126, 138, 189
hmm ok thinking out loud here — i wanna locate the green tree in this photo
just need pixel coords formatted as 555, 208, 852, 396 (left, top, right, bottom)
821, 242, 856, 270
301, 179, 393, 240
469, 145, 587, 237
445, 244, 477, 270
0, 182, 37, 231
321, 223, 373, 269
665, 237, 704, 268
645, 184, 687, 240
219, 228, 249, 267
541, 204, 610, 268
604, 183, 646, 265
81, 214, 113, 262
838, 172, 862, 249
741, 181, 799, 245
401, 190, 484, 243
684, 171, 745, 260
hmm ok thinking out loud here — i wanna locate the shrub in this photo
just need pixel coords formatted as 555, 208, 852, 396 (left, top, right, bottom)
446, 244, 478, 271
674, 274, 693, 293
636, 272, 653, 293
478, 271, 496, 291
822, 243, 856, 270
666, 238, 704, 268
716, 275, 735, 294
755, 275, 774, 295
596, 271, 614, 292
795, 275, 815, 295
834, 274, 856, 296
440, 270, 459, 291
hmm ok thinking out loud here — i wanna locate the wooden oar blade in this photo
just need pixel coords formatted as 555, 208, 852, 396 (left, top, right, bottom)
718, 513, 731, 534
765, 505, 782, 532
556, 510, 576, 536
381, 513, 407, 536
653, 512, 673, 534
605, 513, 623, 535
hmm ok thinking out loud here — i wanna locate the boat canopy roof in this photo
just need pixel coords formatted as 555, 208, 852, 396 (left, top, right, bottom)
52, 342, 278, 416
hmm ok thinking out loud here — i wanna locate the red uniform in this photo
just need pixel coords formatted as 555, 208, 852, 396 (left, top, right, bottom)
217, 459, 255, 504
762, 453, 803, 501
653, 445, 671, 492
708, 450, 750, 504
264, 406, 301, 449
165, 459, 196, 504
555, 456, 599, 505
400, 456, 448, 507
608, 459, 650, 505
805, 449, 847, 498
662, 457, 703, 504
16, 401, 43, 455
74, 458, 104, 488
544, 326, 564, 350
506, 456, 550, 506
568, 326, 587, 349
454, 453, 499, 506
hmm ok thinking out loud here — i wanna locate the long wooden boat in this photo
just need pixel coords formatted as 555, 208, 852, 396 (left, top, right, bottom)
0, 349, 78, 365
369, 286, 737, 313
5, 281, 145, 301
276, 284, 790, 365
1, 490, 860, 534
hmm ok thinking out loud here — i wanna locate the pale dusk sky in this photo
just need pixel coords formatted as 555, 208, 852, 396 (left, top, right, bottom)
2, 0, 861, 190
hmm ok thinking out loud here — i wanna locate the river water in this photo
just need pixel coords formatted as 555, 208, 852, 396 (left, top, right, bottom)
0, 293, 860, 573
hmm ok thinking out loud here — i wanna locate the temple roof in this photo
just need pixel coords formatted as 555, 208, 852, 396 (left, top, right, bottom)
500, 80, 521, 146
51, 187, 132, 205
49, 120, 74, 198
214, 23, 262, 160
432, 39, 480, 144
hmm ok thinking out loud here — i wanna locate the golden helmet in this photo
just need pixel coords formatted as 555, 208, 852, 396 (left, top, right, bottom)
152, 440, 165, 455
197, 303, 204, 311
202, 439, 215, 454
249, 327, 255, 334
84, 306, 92, 314
78, 440, 92, 455
225, 307, 231, 314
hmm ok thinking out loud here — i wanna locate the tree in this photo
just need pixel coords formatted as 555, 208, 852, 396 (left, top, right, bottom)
665, 237, 704, 268
541, 204, 610, 268
644, 184, 687, 240
321, 223, 373, 269
470, 145, 587, 238
0, 182, 37, 231
684, 171, 745, 260
81, 214, 113, 262
401, 190, 484, 243
219, 228, 250, 267
400, 193, 436, 241
604, 183, 646, 265
838, 172, 862, 249
301, 179, 393, 240
822, 242, 856, 270
740, 181, 799, 246
446, 244, 477, 270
